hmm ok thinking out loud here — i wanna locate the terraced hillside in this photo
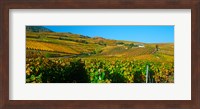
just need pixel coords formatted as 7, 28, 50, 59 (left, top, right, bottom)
26, 31, 104, 57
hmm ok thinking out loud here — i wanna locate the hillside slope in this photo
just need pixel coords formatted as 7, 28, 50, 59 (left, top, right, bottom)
26, 26, 173, 62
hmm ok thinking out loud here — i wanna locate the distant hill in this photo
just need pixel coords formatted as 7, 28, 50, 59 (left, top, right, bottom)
26, 29, 173, 61
26, 30, 148, 55
26, 26, 53, 32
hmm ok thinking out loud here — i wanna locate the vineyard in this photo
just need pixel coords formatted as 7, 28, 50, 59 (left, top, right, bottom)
100, 45, 155, 57
27, 40, 79, 54
26, 57, 174, 83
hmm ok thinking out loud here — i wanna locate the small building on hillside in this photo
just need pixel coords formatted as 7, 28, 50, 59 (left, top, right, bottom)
138, 44, 145, 48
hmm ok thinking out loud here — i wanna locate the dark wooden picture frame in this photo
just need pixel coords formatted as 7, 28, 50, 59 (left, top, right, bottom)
0, 0, 200, 109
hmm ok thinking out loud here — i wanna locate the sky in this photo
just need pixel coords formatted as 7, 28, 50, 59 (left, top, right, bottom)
44, 26, 174, 43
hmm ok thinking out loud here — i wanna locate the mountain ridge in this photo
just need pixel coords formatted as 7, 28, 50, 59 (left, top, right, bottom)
26, 26, 53, 32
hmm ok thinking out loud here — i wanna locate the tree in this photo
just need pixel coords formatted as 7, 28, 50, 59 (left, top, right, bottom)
116, 42, 124, 45
156, 44, 159, 51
